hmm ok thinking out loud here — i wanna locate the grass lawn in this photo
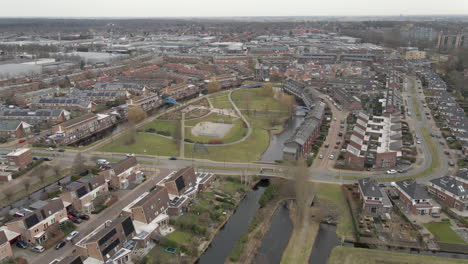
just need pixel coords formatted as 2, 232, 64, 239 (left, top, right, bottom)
409, 78, 422, 121
220, 179, 249, 195
231, 88, 286, 112
186, 127, 269, 162
424, 222, 466, 244
98, 133, 179, 157
185, 117, 247, 144
142, 119, 177, 135
167, 231, 194, 245
140, 245, 174, 264
281, 213, 319, 264
209, 91, 233, 109
314, 183, 354, 238
327, 246, 468, 264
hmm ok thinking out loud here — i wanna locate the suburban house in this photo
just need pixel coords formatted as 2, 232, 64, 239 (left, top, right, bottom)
428, 175, 468, 213
0, 231, 13, 263
392, 180, 441, 215
0, 120, 28, 139
60, 174, 109, 213
122, 186, 170, 240
5, 199, 68, 244
4, 148, 32, 169
332, 87, 362, 111
357, 178, 393, 214
94, 82, 150, 96
13, 86, 60, 106
99, 157, 144, 189
75, 216, 136, 264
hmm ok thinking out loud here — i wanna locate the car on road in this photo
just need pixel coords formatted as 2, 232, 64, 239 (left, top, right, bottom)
18, 139, 26, 143
32, 245, 45, 253
448, 161, 455, 167
338, 132, 343, 137
169, 157, 177, 160
329, 154, 335, 160
427, 116, 431, 119
439, 141, 445, 145
324, 144, 329, 148
444, 151, 450, 155
16, 240, 28, 249
47, 147, 54, 151
58, 149, 65, 152
319, 154, 324, 159
386, 169, 397, 174
44, 157, 53, 161
66, 231, 79, 241
97, 159, 109, 165
416, 140, 421, 144
334, 145, 339, 149
397, 169, 407, 173
126, 153, 135, 157
333, 117, 337, 121
55, 241, 66, 250
33, 156, 39, 160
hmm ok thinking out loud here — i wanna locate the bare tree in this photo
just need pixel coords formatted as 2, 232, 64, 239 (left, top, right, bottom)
72, 152, 86, 175
262, 82, 274, 97
4, 189, 14, 209
23, 178, 32, 199
293, 158, 310, 226
37, 166, 49, 192
207, 77, 221, 94
281, 93, 296, 116
126, 105, 147, 145
173, 120, 182, 148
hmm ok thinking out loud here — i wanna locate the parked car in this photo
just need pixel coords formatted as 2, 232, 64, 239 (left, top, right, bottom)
386, 169, 397, 174
397, 169, 407, 173
58, 149, 65, 152
334, 145, 339, 149
97, 159, 109, 165
32, 245, 45, 253
66, 231, 79, 241
43, 157, 53, 161
72, 217, 82, 224
55, 241, 66, 250
16, 240, 28, 249
67, 214, 74, 220
33, 157, 39, 161
338, 132, 343, 137
18, 139, 26, 143
126, 153, 135, 157
78, 170, 89, 176
329, 154, 335, 160
319, 154, 324, 159
79, 214, 90, 220
444, 151, 450, 155
324, 144, 330, 148
69, 211, 80, 218
416, 140, 421, 144
448, 161, 455, 167
169, 157, 177, 160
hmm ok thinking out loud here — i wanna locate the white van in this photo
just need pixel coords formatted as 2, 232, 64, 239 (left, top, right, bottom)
97, 159, 109, 165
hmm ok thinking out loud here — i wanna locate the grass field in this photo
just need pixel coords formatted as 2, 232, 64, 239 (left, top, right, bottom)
424, 222, 466, 244
231, 88, 286, 112
98, 133, 179, 157
314, 183, 354, 238
167, 231, 194, 245
142, 119, 177, 135
209, 91, 233, 109
327, 246, 468, 264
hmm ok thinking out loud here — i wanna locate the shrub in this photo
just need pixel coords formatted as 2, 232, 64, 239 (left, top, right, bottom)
184, 138, 194, 143
157, 130, 171, 136
146, 127, 156, 133
258, 184, 278, 208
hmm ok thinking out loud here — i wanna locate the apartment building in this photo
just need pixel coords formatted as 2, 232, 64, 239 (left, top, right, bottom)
428, 174, 468, 213
94, 82, 150, 96
0, 109, 68, 125
5, 148, 32, 169
5, 199, 68, 244
60, 175, 109, 213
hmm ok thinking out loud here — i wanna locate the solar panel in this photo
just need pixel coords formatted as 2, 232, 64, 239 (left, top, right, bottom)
98, 228, 116, 246
76, 186, 88, 198
175, 176, 185, 192
24, 214, 40, 228
122, 217, 135, 237
101, 238, 120, 256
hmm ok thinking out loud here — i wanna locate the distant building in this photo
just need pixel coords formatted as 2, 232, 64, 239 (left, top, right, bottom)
5, 148, 32, 169
0, 109, 68, 125
30, 97, 96, 112
0, 120, 28, 139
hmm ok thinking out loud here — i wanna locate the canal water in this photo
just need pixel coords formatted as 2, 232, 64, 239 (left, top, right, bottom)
197, 181, 268, 264
254, 201, 294, 263
261, 116, 304, 162
309, 223, 340, 264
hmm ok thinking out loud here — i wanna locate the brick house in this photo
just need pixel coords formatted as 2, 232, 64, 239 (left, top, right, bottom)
5, 199, 68, 244
6, 148, 32, 169
162, 167, 197, 197
0, 231, 13, 263
30, 97, 96, 112
99, 157, 143, 189
75, 216, 136, 263
428, 175, 468, 213
392, 180, 441, 215
358, 178, 392, 214
0, 109, 68, 125
60, 175, 109, 213
0, 120, 28, 139
122, 186, 170, 240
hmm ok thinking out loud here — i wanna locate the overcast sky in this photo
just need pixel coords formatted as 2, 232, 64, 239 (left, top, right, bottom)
2, 0, 467, 17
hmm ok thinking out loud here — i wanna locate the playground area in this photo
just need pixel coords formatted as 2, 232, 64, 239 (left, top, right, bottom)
191, 121, 234, 138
